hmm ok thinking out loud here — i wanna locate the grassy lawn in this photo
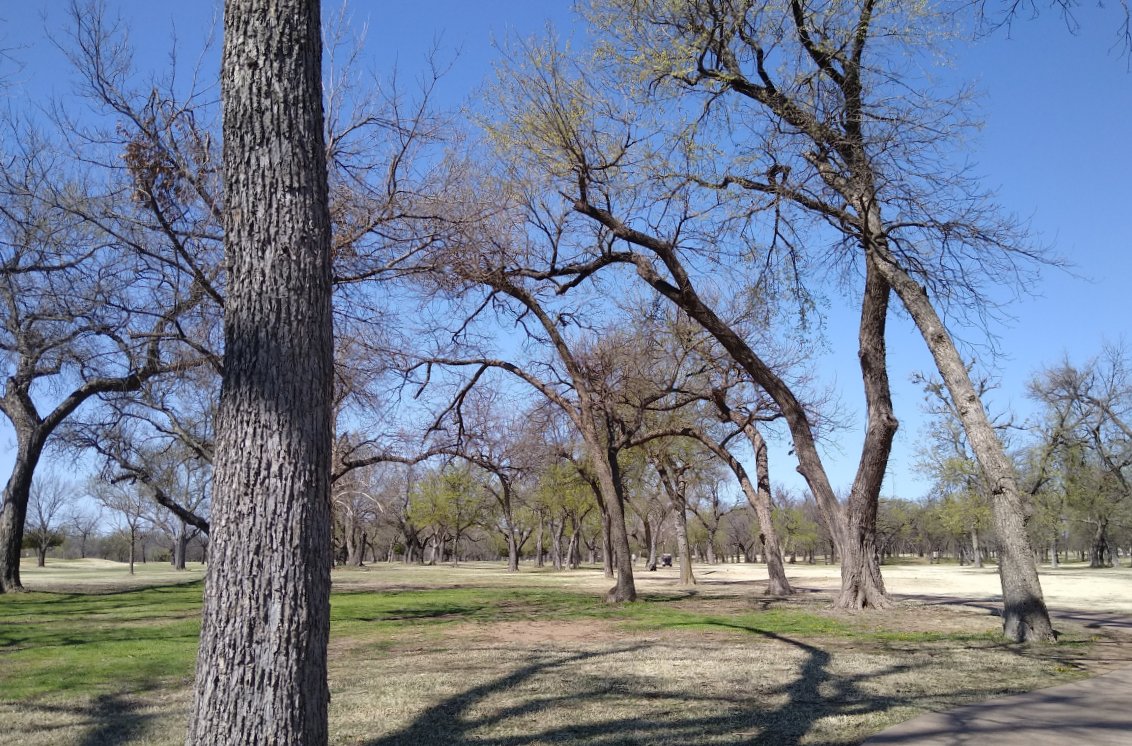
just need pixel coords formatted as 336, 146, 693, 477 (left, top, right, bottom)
0, 560, 1125, 745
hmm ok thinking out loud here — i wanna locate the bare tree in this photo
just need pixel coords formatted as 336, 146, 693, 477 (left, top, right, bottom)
67, 505, 102, 559
94, 480, 149, 575
24, 475, 74, 567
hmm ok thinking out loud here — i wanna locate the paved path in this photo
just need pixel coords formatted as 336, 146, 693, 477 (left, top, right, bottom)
862, 600, 1132, 745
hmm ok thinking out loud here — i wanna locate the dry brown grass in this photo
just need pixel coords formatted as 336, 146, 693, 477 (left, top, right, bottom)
3, 559, 1130, 745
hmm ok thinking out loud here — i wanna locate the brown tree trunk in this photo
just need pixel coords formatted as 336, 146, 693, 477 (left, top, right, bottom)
836, 257, 894, 609
594, 445, 636, 602
188, 0, 335, 742
872, 246, 1055, 642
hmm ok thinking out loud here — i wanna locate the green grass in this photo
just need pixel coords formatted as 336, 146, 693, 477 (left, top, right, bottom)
1, 580, 1023, 705
0, 583, 203, 700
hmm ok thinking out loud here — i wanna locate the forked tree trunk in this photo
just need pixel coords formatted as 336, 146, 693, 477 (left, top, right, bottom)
188, 0, 335, 742
873, 247, 1055, 642
1090, 519, 1111, 568
972, 528, 984, 569
685, 424, 793, 595
643, 516, 656, 570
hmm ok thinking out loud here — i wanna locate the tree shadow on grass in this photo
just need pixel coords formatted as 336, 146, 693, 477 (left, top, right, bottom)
361, 624, 925, 746
5, 689, 158, 746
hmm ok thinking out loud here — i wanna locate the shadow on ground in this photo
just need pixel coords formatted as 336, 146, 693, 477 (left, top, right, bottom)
361, 621, 1035, 746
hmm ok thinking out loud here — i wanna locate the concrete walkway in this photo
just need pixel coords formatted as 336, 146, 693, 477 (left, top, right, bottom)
863, 602, 1132, 745
862, 665, 1132, 745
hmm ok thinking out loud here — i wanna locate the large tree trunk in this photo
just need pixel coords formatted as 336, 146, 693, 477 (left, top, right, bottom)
0, 430, 44, 593
873, 247, 1055, 642
188, 0, 335, 742
836, 257, 895, 609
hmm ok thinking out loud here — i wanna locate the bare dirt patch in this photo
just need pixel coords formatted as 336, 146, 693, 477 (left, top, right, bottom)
447, 619, 625, 646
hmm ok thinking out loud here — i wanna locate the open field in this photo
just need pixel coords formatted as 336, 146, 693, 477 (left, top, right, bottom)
2, 558, 1130, 745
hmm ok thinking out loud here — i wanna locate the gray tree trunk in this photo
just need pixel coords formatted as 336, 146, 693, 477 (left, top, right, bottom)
187, 0, 334, 742
0, 427, 45, 592
872, 247, 1055, 642
672, 503, 695, 586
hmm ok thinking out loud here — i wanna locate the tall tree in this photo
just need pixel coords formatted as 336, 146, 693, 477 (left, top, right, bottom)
187, 0, 334, 743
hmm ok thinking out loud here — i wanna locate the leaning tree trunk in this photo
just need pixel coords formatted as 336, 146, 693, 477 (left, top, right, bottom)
187, 1, 335, 743
873, 246, 1055, 642
687, 423, 793, 596
836, 257, 895, 609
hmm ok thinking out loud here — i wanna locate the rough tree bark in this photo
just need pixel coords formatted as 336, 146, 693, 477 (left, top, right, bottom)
187, 0, 335, 742
836, 257, 895, 609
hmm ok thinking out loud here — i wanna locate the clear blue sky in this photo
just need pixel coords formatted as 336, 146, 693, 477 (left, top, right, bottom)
2, 2, 1129, 502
